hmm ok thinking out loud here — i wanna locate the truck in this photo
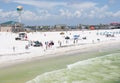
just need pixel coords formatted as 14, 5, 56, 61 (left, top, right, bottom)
15, 32, 28, 41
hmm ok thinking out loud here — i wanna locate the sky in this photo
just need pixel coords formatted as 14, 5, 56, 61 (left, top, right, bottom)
0, 0, 120, 25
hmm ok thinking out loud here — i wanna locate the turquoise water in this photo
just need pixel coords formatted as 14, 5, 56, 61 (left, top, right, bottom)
26, 53, 120, 83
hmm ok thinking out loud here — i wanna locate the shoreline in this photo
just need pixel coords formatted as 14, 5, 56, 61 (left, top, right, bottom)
0, 29, 120, 69
0, 39, 120, 69
0, 39, 120, 83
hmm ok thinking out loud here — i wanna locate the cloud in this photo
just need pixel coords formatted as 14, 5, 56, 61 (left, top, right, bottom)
0, 9, 18, 21
59, 9, 73, 17
91, 5, 109, 18
3, 0, 96, 10
59, 9, 82, 18
108, 0, 116, 4
0, 0, 98, 21
0, 5, 119, 23
0, 0, 120, 25
113, 11, 120, 17
36, 9, 51, 17
74, 11, 82, 17
22, 10, 52, 21
67, 1, 97, 9
7, 0, 66, 9
22, 10, 39, 21
0, 8, 39, 22
3, 0, 10, 3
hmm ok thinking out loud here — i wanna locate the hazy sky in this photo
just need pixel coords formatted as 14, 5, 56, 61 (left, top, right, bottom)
0, 0, 120, 25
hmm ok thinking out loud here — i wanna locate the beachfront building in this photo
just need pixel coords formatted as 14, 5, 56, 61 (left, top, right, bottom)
109, 22, 120, 29
0, 21, 24, 32
54, 24, 69, 31
77, 24, 92, 30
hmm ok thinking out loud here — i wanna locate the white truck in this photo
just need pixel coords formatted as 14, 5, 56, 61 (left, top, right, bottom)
15, 32, 28, 41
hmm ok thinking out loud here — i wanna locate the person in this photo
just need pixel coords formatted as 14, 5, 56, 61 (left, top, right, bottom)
25, 35, 28, 40
13, 46, 15, 52
44, 34, 46, 36
48, 41, 54, 48
73, 39, 76, 44
58, 41, 62, 47
92, 40, 94, 44
59, 41, 62, 47
45, 41, 48, 49
25, 45, 29, 50
28, 40, 33, 46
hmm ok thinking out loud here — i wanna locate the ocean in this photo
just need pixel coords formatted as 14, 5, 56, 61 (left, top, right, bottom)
26, 53, 120, 83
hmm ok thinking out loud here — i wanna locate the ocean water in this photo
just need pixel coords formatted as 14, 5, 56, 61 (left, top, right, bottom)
26, 53, 120, 83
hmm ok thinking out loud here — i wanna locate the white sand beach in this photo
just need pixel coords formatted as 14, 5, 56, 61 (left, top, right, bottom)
0, 29, 120, 67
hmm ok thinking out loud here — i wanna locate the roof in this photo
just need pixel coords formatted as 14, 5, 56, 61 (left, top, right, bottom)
0, 21, 20, 25
0, 21, 24, 27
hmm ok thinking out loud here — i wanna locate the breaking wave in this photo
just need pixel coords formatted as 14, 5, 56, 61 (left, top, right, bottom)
26, 53, 120, 83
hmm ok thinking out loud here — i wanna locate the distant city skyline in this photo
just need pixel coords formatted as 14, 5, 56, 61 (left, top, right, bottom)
0, 0, 120, 25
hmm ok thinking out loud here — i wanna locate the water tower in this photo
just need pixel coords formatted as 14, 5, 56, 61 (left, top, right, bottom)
17, 6, 23, 23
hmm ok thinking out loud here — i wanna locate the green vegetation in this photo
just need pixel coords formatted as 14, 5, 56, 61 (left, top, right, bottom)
0, 50, 119, 83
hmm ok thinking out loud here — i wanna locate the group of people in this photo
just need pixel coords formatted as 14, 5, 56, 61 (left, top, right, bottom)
45, 41, 54, 49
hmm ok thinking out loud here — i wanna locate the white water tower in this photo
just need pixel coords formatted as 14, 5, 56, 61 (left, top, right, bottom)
17, 6, 23, 23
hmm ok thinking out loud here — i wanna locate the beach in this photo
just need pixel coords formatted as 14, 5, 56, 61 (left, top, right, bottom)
0, 30, 120, 68
0, 30, 120, 83
0, 39, 120, 83
1, 1, 120, 82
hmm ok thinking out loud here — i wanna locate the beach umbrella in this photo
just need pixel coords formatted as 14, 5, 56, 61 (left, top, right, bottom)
74, 35, 79, 37
60, 32, 65, 35
73, 35, 80, 40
